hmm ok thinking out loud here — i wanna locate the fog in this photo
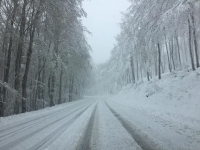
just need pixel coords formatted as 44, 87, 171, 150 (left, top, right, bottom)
82, 0, 130, 64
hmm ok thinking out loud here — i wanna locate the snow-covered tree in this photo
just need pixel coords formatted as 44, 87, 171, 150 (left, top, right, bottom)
0, 0, 92, 116
99, 0, 200, 93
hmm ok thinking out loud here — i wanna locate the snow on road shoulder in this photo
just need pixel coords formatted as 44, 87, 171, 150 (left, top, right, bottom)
107, 100, 200, 150
108, 68, 200, 150
111, 68, 200, 120
0, 98, 93, 128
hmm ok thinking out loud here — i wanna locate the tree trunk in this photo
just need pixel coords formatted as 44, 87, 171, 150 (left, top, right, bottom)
0, 1, 17, 117
136, 55, 139, 81
14, 0, 27, 114
50, 73, 55, 107
22, 22, 36, 113
164, 35, 171, 72
42, 67, 46, 108
37, 57, 42, 109
47, 74, 50, 106
0, 87, 3, 117
147, 72, 150, 81
130, 52, 135, 84
170, 40, 176, 70
175, 33, 181, 68
157, 42, 161, 79
155, 52, 158, 76
58, 69, 63, 104
0, 20, 10, 117
69, 73, 74, 102
191, 12, 199, 68
188, 18, 195, 71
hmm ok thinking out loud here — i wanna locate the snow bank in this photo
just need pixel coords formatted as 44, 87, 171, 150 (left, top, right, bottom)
111, 68, 200, 120
0, 98, 91, 128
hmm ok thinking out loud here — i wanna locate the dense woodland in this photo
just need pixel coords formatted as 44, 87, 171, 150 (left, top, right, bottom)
1, 0, 199, 117
97, 0, 200, 94
0, 0, 92, 117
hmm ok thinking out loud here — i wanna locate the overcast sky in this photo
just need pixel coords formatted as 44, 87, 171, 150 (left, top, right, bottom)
82, 0, 130, 64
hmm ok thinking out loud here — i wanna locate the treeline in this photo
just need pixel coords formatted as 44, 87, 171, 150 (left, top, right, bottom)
0, 0, 92, 117
99, 0, 200, 93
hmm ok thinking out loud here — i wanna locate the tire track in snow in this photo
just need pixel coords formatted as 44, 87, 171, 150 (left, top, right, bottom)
105, 101, 162, 150
0, 101, 95, 150
0, 103, 83, 141
29, 101, 96, 150
76, 102, 98, 150
0, 100, 92, 140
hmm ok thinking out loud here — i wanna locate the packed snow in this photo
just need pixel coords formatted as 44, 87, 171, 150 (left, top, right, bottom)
109, 68, 200, 149
0, 69, 199, 150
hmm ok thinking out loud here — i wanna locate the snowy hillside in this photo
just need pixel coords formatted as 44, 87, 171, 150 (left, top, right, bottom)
111, 68, 200, 119
108, 68, 200, 149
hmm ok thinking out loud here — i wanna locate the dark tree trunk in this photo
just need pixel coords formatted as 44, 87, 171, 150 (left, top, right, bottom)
42, 65, 46, 108
188, 18, 195, 71
34, 57, 46, 109
37, 57, 42, 108
22, 22, 36, 113
157, 42, 161, 79
170, 40, 176, 70
48, 74, 51, 103
175, 33, 181, 67
0, 18, 10, 117
14, 0, 27, 114
0, 87, 3, 117
1, 1, 17, 117
69, 73, 74, 102
191, 13, 199, 68
147, 72, 150, 81
58, 69, 63, 104
130, 52, 135, 84
50, 73, 55, 107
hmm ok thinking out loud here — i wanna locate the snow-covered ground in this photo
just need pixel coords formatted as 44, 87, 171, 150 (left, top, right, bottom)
0, 69, 199, 150
109, 68, 200, 149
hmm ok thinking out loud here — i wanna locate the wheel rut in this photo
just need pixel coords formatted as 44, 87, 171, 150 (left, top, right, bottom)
105, 101, 162, 150
0, 101, 95, 150
29, 102, 95, 150
0, 100, 92, 139
76, 102, 98, 150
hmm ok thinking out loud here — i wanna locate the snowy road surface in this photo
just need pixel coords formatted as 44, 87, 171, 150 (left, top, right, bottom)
0, 97, 199, 150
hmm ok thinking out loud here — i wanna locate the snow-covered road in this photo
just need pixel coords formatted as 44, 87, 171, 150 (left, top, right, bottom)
0, 96, 199, 150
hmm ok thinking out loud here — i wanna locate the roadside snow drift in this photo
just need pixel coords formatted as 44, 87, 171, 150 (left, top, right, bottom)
110, 68, 200, 149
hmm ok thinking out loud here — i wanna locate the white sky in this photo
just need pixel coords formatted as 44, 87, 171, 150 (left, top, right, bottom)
82, 0, 130, 64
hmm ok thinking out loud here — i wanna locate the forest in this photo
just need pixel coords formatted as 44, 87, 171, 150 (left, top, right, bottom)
97, 0, 200, 94
0, 0, 92, 117
0, 1, 199, 149
0, 0, 200, 117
